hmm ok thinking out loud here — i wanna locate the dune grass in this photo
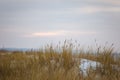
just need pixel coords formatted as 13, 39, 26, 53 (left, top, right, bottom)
0, 40, 120, 80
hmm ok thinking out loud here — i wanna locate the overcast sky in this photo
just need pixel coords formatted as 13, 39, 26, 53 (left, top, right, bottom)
0, 0, 120, 51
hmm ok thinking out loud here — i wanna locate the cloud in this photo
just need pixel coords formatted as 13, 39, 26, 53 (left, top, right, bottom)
0, 0, 63, 3
24, 30, 97, 37
1, 0, 120, 6
69, 0, 120, 5
24, 30, 66, 37
31, 31, 65, 36
1, 0, 120, 4
17, 6, 120, 17
95, 0, 120, 5
55, 6, 120, 15
1, 0, 120, 21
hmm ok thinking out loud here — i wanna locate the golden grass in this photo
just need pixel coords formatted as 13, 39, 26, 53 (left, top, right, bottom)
0, 41, 120, 80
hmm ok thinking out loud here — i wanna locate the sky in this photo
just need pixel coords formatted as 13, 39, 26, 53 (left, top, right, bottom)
0, 0, 120, 51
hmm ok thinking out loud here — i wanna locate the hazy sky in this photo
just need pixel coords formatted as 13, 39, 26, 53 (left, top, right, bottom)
0, 0, 120, 51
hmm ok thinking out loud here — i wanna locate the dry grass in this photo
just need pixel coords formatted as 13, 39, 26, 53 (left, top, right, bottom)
0, 41, 120, 80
